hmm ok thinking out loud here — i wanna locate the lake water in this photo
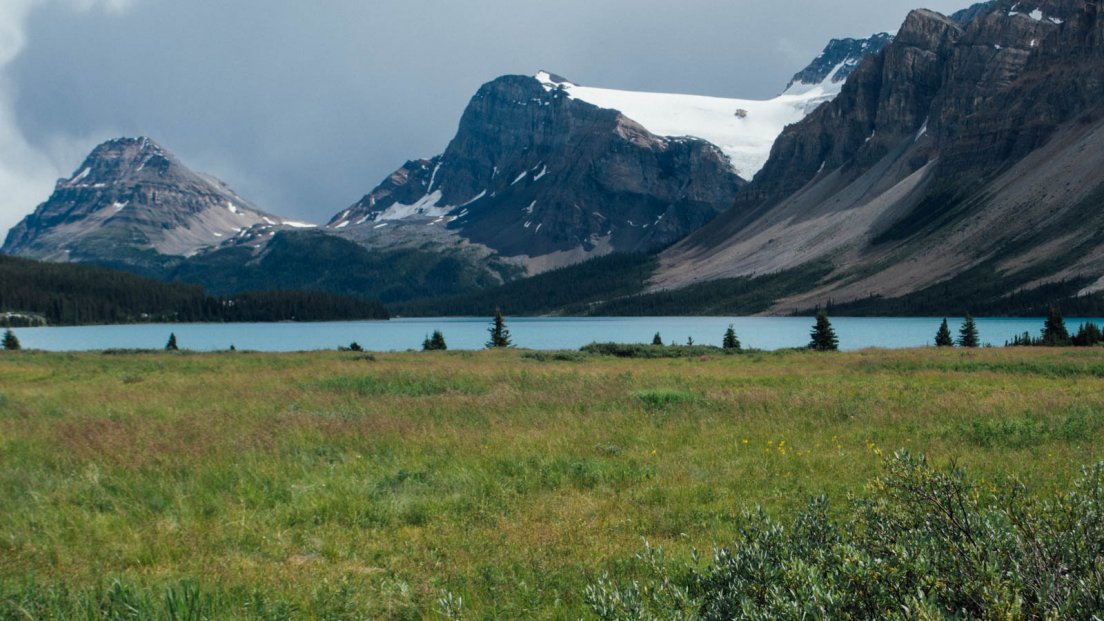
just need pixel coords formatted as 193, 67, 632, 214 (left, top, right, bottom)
7, 316, 1101, 353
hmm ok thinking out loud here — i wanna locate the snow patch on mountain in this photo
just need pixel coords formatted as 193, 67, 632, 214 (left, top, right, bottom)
535, 68, 852, 179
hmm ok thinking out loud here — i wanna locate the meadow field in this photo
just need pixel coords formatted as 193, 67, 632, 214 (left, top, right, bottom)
1, 347, 1102, 618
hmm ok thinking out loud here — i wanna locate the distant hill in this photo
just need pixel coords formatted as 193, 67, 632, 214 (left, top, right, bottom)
0, 255, 387, 326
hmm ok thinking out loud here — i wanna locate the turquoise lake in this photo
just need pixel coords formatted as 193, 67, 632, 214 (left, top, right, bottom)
8, 316, 1100, 352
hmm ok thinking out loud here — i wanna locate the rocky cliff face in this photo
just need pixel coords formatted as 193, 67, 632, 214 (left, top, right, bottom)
329, 33, 891, 274
2, 138, 301, 273
330, 75, 745, 271
658, 0, 1104, 312
785, 33, 894, 91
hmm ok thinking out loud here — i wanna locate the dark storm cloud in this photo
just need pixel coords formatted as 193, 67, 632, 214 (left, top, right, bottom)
3, 0, 972, 230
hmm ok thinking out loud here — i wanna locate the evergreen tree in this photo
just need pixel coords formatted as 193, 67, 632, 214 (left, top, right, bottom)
723, 324, 741, 350
809, 309, 839, 351
486, 309, 511, 348
934, 318, 954, 347
957, 313, 979, 348
165, 333, 178, 351
687, 336, 694, 346
2, 329, 20, 351
1041, 305, 1071, 346
652, 332, 664, 346
1073, 321, 1102, 347
423, 330, 447, 351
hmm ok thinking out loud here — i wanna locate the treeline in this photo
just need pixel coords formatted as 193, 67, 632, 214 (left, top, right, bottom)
0, 255, 387, 325
397, 253, 658, 316
169, 230, 514, 304
590, 262, 834, 317
830, 264, 1104, 317
1005, 307, 1104, 347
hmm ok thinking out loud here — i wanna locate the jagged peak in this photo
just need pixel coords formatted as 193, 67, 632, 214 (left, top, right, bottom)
951, 1, 997, 24
534, 70, 576, 91
895, 8, 965, 47
785, 33, 894, 92
58, 136, 183, 189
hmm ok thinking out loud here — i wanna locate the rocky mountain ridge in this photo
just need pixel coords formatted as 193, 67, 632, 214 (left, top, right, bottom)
655, 0, 1104, 312
327, 33, 890, 274
2, 138, 309, 274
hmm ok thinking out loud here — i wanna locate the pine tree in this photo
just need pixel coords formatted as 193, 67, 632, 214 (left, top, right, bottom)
934, 318, 954, 347
486, 309, 511, 348
2, 329, 20, 351
165, 333, 178, 351
1073, 321, 1102, 347
723, 325, 741, 350
652, 332, 664, 346
423, 330, 447, 351
809, 309, 839, 351
1041, 305, 1071, 346
957, 314, 979, 348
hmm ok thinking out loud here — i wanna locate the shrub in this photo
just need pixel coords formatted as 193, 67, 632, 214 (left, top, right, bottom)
586, 452, 1104, 620
582, 342, 736, 359
631, 389, 698, 409
523, 350, 589, 362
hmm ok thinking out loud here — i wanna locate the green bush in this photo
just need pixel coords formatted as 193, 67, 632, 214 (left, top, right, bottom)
631, 389, 699, 410
586, 452, 1104, 620
522, 350, 590, 362
582, 342, 737, 359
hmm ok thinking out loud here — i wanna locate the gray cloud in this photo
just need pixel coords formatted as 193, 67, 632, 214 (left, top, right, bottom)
2, 0, 972, 233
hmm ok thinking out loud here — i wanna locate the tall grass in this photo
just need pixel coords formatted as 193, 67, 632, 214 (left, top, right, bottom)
0, 347, 1102, 618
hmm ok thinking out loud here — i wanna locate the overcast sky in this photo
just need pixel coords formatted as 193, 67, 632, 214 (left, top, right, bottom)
0, 0, 972, 235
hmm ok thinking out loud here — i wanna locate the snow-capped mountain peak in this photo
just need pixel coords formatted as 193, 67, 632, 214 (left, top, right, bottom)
533, 33, 891, 180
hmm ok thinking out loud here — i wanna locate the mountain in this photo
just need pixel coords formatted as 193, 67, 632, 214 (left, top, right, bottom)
2, 137, 311, 275
0, 32, 896, 308
785, 33, 894, 94
327, 36, 888, 274
652, 0, 1104, 314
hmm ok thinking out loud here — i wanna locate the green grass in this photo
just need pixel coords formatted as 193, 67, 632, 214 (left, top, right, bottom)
0, 347, 1102, 618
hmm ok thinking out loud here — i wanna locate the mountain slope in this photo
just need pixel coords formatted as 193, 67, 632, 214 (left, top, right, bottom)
2, 137, 310, 274
654, 0, 1104, 313
329, 75, 743, 272
327, 36, 889, 275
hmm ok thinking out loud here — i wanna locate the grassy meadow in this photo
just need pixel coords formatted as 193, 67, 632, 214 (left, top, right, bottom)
1, 346, 1103, 618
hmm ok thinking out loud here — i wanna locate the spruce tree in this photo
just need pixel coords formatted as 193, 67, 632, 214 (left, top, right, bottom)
165, 333, 178, 351
2, 329, 20, 351
486, 309, 511, 348
652, 332, 664, 346
934, 318, 954, 347
723, 325, 741, 350
1041, 305, 1071, 346
809, 310, 839, 351
957, 314, 979, 348
423, 330, 447, 351
1073, 321, 1102, 347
